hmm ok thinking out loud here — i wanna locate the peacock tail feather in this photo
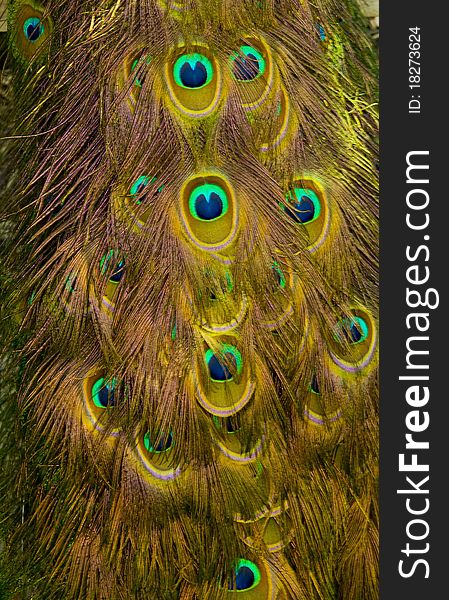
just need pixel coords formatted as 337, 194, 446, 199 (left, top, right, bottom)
0, 1, 378, 598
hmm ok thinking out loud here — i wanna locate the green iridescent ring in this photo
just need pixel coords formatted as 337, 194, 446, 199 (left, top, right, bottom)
173, 53, 214, 89
188, 183, 229, 221
92, 377, 116, 408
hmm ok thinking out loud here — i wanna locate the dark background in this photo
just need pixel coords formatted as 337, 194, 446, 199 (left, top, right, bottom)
380, 0, 447, 596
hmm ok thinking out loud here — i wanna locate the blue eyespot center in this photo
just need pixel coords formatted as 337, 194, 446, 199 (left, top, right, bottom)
350, 323, 362, 343
23, 18, 44, 42
180, 61, 207, 87
92, 377, 116, 408
144, 431, 174, 453
235, 566, 254, 590
195, 192, 223, 220
189, 183, 229, 221
208, 353, 235, 381
294, 195, 315, 222
233, 54, 258, 80
173, 53, 213, 89
225, 416, 240, 433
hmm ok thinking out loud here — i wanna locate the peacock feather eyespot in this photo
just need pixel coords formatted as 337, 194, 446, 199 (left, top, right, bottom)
284, 188, 321, 224
316, 23, 327, 42
205, 345, 243, 383
166, 45, 221, 116
129, 175, 164, 206
130, 55, 151, 88
189, 183, 229, 221
144, 431, 174, 453
110, 261, 125, 283
135, 427, 181, 481
271, 261, 286, 290
309, 373, 320, 395
224, 417, 240, 434
230, 45, 266, 82
180, 174, 238, 251
11, 4, 53, 63
130, 175, 151, 199
228, 559, 261, 592
173, 53, 213, 89
329, 308, 377, 372
205, 351, 232, 382
100, 250, 125, 284
256, 259, 295, 329
334, 316, 369, 346
229, 37, 273, 109
119, 51, 151, 109
188, 270, 246, 334
282, 178, 329, 251
92, 377, 117, 408
23, 17, 44, 42
82, 372, 122, 435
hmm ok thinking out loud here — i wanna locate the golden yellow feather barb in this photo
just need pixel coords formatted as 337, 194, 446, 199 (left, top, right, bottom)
0, 0, 378, 598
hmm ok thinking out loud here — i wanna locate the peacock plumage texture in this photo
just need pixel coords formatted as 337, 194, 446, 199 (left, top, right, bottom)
0, 1, 378, 598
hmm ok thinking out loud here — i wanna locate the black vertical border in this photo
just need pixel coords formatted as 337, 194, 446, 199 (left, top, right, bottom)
380, 1, 447, 597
